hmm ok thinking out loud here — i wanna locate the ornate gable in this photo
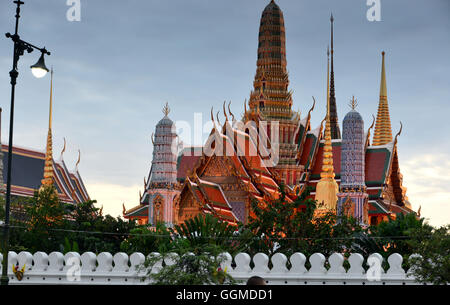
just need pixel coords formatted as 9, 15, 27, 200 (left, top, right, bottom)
177, 184, 204, 224
201, 155, 235, 178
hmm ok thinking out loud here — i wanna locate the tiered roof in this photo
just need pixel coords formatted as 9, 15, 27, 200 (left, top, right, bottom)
1, 144, 90, 204
175, 115, 296, 225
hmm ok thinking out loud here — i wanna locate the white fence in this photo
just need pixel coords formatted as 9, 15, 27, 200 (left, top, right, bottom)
0, 251, 422, 285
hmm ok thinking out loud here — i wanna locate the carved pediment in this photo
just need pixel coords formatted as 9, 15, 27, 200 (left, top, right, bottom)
178, 191, 202, 222
202, 155, 235, 177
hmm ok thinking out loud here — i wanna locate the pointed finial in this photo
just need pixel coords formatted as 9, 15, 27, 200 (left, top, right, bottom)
349, 96, 358, 110
369, 114, 376, 129
216, 111, 221, 126
330, 14, 334, 50
320, 116, 326, 133
394, 121, 403, 144
228, 101, 235, 122
60, 137, 66, 160
365, 114, 376, 147
49, 67, 54, 130
326, 47, 330, 117
308, 96, 316, 118
163, 102, 170, 116
380, 51, 387, 98
210, 107, 215, 123
75, 149, 81, 168
223, 101, 228, 122
122, 203, 126, 215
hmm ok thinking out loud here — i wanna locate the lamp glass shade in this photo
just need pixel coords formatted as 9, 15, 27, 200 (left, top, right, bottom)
30, 53, 49, 78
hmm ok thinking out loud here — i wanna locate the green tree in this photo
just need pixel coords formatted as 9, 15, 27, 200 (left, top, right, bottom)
0, 194, 31, 253
408, 225, 450, 285
65, 200, 138, 253
22, 186, 68, 252
120, 222, 173, 254
360, 213, 434, 258
244, 186, 364, 257
170, 213, 250, 255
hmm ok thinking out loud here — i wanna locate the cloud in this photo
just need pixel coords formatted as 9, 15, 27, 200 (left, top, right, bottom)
87, 182, 141, 219
401, 154, 450, 227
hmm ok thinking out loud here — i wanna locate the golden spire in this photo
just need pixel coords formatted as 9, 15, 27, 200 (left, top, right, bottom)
373, 51, 393, 146
314, 50, 338, 212
41, 68, 54, 187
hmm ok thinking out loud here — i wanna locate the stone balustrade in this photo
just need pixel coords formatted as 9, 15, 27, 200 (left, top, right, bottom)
0, 251, 422, 285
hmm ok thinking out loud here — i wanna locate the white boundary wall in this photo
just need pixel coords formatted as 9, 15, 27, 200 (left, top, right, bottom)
0, 251, 423, 285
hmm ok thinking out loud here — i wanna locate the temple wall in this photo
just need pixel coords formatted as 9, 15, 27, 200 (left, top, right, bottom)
2, 251, 423, 285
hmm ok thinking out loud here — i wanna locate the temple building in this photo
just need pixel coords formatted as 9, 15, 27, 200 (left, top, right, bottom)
124, 0, 415, 226
1, 70, 90, 204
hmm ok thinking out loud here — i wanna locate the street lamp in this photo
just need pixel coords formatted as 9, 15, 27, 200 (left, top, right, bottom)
30, 53, 50, 78
1, 0, 51, 286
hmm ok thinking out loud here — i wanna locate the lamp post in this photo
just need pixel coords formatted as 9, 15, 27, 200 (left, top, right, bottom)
1, 0, 51, 285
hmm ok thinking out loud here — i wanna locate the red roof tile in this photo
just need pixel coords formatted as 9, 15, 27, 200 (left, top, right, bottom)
177, 154, 201, 180
365, 149, 391, 185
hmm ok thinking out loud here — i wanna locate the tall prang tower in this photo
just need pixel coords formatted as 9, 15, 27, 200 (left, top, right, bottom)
337, 97, 369, 224
143, 103, 181, 226
245, 0, 301, 186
